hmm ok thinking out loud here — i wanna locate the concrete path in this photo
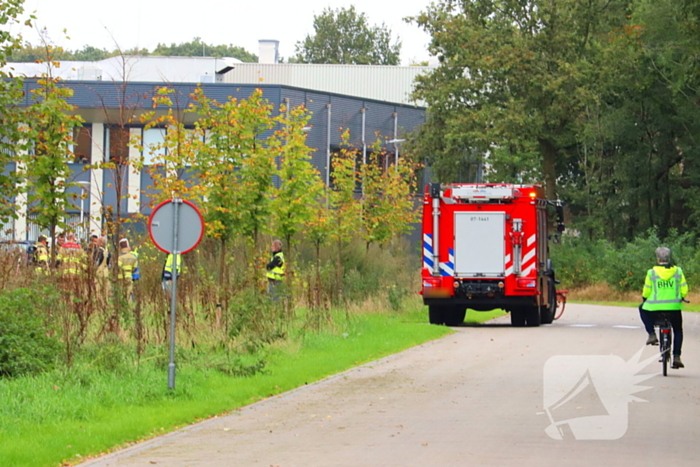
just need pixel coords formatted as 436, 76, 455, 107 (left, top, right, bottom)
80, 304, 700, 466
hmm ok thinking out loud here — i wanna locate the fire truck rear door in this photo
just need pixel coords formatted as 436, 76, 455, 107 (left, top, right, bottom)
454, 212, 505, 277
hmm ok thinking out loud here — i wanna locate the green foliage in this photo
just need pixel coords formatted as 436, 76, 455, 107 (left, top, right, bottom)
409, 0, 700, 244
338, 239, 417, 304
410, 0, 635, 200
152, 37, 257, 62
550, 236, 606, 289
23, 66, 84, 242
10, 37, 257, 63
9, 42, 111, 62
192, 88, 276, 246
0, 311, 449, 467
269, 103, 324, 252
295, 6, 401, 65
360, 138, 420, 248
0, 0, 28, 229
0, 288, 60, 378
552, 228, 700, 293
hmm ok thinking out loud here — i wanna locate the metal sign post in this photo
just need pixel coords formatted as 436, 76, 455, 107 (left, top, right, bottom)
148, 199, 204, 390
167, 199, 179, 390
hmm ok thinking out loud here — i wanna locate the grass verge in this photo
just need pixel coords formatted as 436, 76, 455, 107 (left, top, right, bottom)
0, 303, 503, 467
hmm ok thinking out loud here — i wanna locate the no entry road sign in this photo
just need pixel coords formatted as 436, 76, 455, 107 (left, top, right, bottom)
148, 199, 204, 254
147, 198, 204, 390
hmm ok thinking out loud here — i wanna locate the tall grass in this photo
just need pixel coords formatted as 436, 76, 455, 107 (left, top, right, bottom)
0, 235, 460, 466
0, 299, 451, 467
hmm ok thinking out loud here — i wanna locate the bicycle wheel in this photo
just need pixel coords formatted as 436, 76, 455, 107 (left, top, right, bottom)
661, 331, 670, 376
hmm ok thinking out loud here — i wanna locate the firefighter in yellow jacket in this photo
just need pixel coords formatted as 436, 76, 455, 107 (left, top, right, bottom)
117, 238, 138, 302
56, 232, 86, 277
33, 235, 50, 272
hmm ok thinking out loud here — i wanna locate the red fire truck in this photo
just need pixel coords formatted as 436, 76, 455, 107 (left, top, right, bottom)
420, 183, 564, 327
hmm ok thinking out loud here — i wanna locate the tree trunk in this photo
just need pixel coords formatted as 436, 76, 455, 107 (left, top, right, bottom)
538, 137, 558, 201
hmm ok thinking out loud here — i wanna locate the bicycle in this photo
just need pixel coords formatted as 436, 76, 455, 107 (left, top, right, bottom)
653, 299, 688, 376
654, 312, 673, 376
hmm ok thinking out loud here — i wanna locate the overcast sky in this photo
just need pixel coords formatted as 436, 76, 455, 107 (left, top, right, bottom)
18, 0, 437, 65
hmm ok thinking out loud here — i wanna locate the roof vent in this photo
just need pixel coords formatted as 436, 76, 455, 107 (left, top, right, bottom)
258, 40, 279, 64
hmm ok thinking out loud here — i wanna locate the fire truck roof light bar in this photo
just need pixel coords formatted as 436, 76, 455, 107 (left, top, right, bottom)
450, 187, 516, 200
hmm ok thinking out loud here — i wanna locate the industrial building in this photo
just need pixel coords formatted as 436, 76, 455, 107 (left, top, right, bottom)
1, 40, 429, 241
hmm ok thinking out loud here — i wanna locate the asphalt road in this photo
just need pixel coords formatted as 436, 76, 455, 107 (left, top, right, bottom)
81, 304, 700, 466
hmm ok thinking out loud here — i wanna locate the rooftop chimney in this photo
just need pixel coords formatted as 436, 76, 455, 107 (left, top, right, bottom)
258, 40, 279, 64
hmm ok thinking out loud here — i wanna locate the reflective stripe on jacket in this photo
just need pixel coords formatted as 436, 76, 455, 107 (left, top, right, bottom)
57, 242, 85, 275
34, 243, 49, 266
642, 265, 688, 311
117, 249, 138, 281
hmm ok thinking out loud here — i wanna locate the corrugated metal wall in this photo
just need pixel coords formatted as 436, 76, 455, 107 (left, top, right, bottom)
224, 64, 431, 106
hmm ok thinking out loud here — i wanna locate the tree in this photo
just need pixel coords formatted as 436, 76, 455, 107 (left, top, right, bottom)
295, 6, 401, 65
360, 139, 421, 249
0, 0, 31, 233
552, 0, 700, 242
9, 41, 111, 62
10, 37, 255, 63
152, 37, 257, 62
189, 87, 278, 302
410, 0, 633, 200
269, 103, 324, 254
327, 131, 362, 298
22, 60, 83, 258
136, 87, 205, 205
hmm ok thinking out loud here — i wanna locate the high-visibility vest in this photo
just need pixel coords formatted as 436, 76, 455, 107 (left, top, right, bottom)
642, 266, 688, 311
266, 251, 285, 281
162, 253, 182, 281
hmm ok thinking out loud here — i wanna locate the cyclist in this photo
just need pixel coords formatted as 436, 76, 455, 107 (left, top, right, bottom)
639, 247, 687, 369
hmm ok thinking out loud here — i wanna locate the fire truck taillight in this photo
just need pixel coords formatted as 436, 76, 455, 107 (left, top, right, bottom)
498, 281, 504, 288
517, 279, 536, 288
529, 191, 537, 198
453, 281, 460, 289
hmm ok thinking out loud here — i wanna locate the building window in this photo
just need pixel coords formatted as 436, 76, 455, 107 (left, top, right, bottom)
106, 126, 129, 163
72, 125, 92, 163
143, 127, 167, 165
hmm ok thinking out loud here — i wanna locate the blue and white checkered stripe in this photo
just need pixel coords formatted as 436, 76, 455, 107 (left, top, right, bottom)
424, 234, 455, 276
440, 248, 455, 276
423, 233, 434, 269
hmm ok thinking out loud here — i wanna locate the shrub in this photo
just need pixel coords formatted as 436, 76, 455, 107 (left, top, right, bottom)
600, 229, 698, 292
0, 288, 60, 378
551, 236, 606, 289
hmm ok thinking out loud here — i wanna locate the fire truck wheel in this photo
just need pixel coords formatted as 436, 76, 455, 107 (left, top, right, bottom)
510, 309, 527, 327
428, 305, 446, 325
444, 306, 467, 327
540, 279, 557, 324
525, 306, 541, 327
